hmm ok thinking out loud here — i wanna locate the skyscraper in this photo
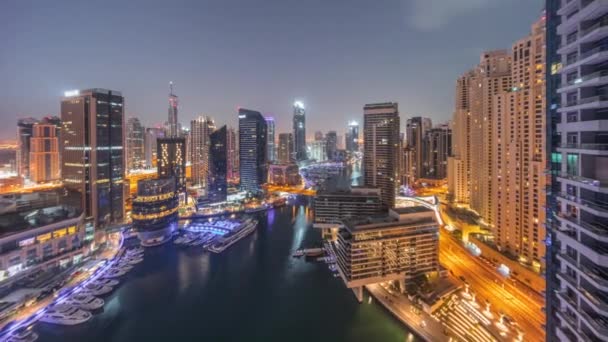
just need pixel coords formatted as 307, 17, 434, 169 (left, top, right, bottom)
144, 126, 165, 168
406, 117, 432, 181
363, 102, 400, 209
293, 101, 307, 161
61, 88, 125, 229
423, 123, 451, 179
126, 117, 145, 171
265, 116, 276, 163
190, 116, 215, 188
278, 133, 293, 164
157, 137, 186, 197
346, 121, 359, 152
314, 131, 324, 141
547, 2, 608, 340
29, 123, 60, 183
325, 131, 337, 161
227, 127, 238, 181
208, 125, 227, 203
17, 117, 38, 180
238, 108, 267, 194
167, 82, 179, 137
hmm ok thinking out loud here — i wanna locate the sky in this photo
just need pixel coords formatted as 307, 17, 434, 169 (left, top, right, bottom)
1, 0, 543, 140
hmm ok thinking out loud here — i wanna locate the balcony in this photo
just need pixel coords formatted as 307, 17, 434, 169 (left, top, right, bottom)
580, 287, 608, 316
556, 143, 608, 155
557, 0, 578, 16
579, 310, 608, 340
579, 262, 608, 292
557, 173, 608, 193
558, 95, 608, 112
558, 70, 608, 93
580, 19, 608, 44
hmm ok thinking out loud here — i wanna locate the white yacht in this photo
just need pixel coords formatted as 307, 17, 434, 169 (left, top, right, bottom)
121, 256, 143, 265
125, 247, 144, 255
82, 283, 113, 296
104, 269, 127, 279
5, 326, 38, 342
40, 304, 91, 326
92, 278, 119, 287
65, 294, 104, 311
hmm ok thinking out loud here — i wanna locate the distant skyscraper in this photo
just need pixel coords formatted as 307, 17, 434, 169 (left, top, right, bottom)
278, 133, 293, 164
239, 108, 267, 194
423, 123, 451, 179
293, 101, 307, 161
167, 82, 179, 137
29, 123, 60, 183
406, 117, 432, 181
265, 116, 276, 163
61, 88, 125, 229
157, 137, 186, 197
190, 116, 215, 188
126, 117, 145, 171
314, 131, 324, 141
308, 140, 326, 162
325, 131, 337, 160
17, 117, 38, 180
363, 102, 400, 209
227, 127, 238, 181
144, 127, 165, 168
346, 121, 359, 152
208, 125, 228, 203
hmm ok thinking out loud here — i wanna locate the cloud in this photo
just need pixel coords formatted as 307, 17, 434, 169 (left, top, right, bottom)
404, 0, 499, 31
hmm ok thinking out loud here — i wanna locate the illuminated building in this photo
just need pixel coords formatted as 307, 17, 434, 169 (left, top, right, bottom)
144, 127, 164, 168
16, 118, 38, 180
238, 108, 267, 194
423, 123, 451, 180
268, 164, 300, 186
346, 121, 359, 152
325, 131, 337, 161
157, 137, 186, 197
278, 133, 294, 164
329, 206, 439, 301
190, 116, 215, 188
406, 116, 432, 181
265, 116, 276, 162
227, 127, 238, 181
61, 88, 125, 231
293, 101, 307, 161
132, 177, 178, 246
363, 102, 400, 209
208, 125, 228, 203
308, 140, 326, 162
167, 82, 179, 137
29, 123, 60, 183
547, 1, 608, 340
126, 117, 145, 171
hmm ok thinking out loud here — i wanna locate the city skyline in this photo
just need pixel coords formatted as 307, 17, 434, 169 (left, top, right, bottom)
1, 0, 542, 139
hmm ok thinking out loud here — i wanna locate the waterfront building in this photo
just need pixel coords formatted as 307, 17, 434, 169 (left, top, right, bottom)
547, 1, 608, 340
293, 101, 307, 161
157, 137, 186, 197
29, 123, 60, 183
132, 177, 178, 246
167, 82, 179, 138
277, 133, 294, 164
406, 117, 432, 181
363, 102, 400, 209
16, 118, 38, 180
308, 140, 327, 162
346, 121, 359, 152
190, 116, 215, 188
265, 116, 276, 163
268, 164, 300, 186
326, 131, 338, 161
330, 206, 439, 301
423, 123, 451, 180
61, 88, 125, 230
126, 117, 145, 171
227, 127, 238, 182
208, 125, 228, 203
144, 127, 165, 168
238, 108, 267, 194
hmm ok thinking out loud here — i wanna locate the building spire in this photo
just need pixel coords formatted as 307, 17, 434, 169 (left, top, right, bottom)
169, 81, 174, 96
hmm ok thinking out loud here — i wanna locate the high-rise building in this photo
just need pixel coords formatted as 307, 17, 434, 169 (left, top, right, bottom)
208, 125, 228, 203
363, 102, 400, 209
293, 101, 307, 161
423, 123, 451, 179
278, 133, 293, 164
132, 177, 178, 246
29, 123, 60, 183
325, 131, 337, 161
190, 116, 215, 188
61, 88, 125, 229
346, 121, 359, 152
308, 140, 326, 162
227, 127, 238, 181
17, 118, 38, 180
265, 116, 276, 163
494, 18, 546, 269
167, 82, 179, 137
406, 117, 432, 181
547, 2, 608, 340
239, 108, 267, 194
157, 137, 186, 197
314, 131, 324, 141
144, 127, 165, 168
126, 117, 145, 171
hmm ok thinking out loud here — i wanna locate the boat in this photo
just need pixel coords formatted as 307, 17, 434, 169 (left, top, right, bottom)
293, 250, 304, 258
65, 294, 104, 311
40, 304, 91, 326
125, 247, 144, 256
92, 278, 119, 287
5, 326, 38, 342
121, 256, 143, 265
82, 283, 113, 296
208, 219, 258, 253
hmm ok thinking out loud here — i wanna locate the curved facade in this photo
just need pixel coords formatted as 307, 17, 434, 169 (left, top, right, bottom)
132, 177, 178, 246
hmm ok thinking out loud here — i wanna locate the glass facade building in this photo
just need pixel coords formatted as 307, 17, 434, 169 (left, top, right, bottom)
132, 177, 178, 246
208, 125, 228, 203
238, 108, 267, 194
126, 117, 145, 171
157, 137, 187, 197
293, 101, 307, 161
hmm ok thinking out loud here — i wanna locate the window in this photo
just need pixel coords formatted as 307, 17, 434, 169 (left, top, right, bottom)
566, 153, 578, 176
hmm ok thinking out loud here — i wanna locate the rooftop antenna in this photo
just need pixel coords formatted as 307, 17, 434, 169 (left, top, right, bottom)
169, 81, 174, 95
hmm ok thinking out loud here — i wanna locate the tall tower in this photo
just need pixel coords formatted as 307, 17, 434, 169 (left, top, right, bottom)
406, 116, 432, 181
208, 125, 228, 203
17, 118, 39, 180
61, 88, 125, 231
29, 123, 60, 183
424, 123, 451, 179
265, 116, 276, 163
293, 101, 307, 161
325, 131, 337, 160
346, 121, 359, 152
363, 102, 400, 209
278, 133, 294, 164
126, 117, 145, 171
239, 108, 267, 194
190, 116, 215, 188
167, 82, 179, 137
226, 127, 238, 181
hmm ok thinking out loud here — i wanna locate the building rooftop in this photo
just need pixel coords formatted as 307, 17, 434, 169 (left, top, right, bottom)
0, 205, 81, 238
342, 206, 437, 232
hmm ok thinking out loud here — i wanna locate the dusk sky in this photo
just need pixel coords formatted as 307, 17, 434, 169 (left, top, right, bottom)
1, 0, 542, 139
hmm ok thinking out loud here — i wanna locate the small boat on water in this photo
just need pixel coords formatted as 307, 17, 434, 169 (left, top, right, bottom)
5, 326, 38, 342
82, 283, 113, 296
40, 304, 91, 326
92, 278, 119, 287
64, 294, 104, 311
